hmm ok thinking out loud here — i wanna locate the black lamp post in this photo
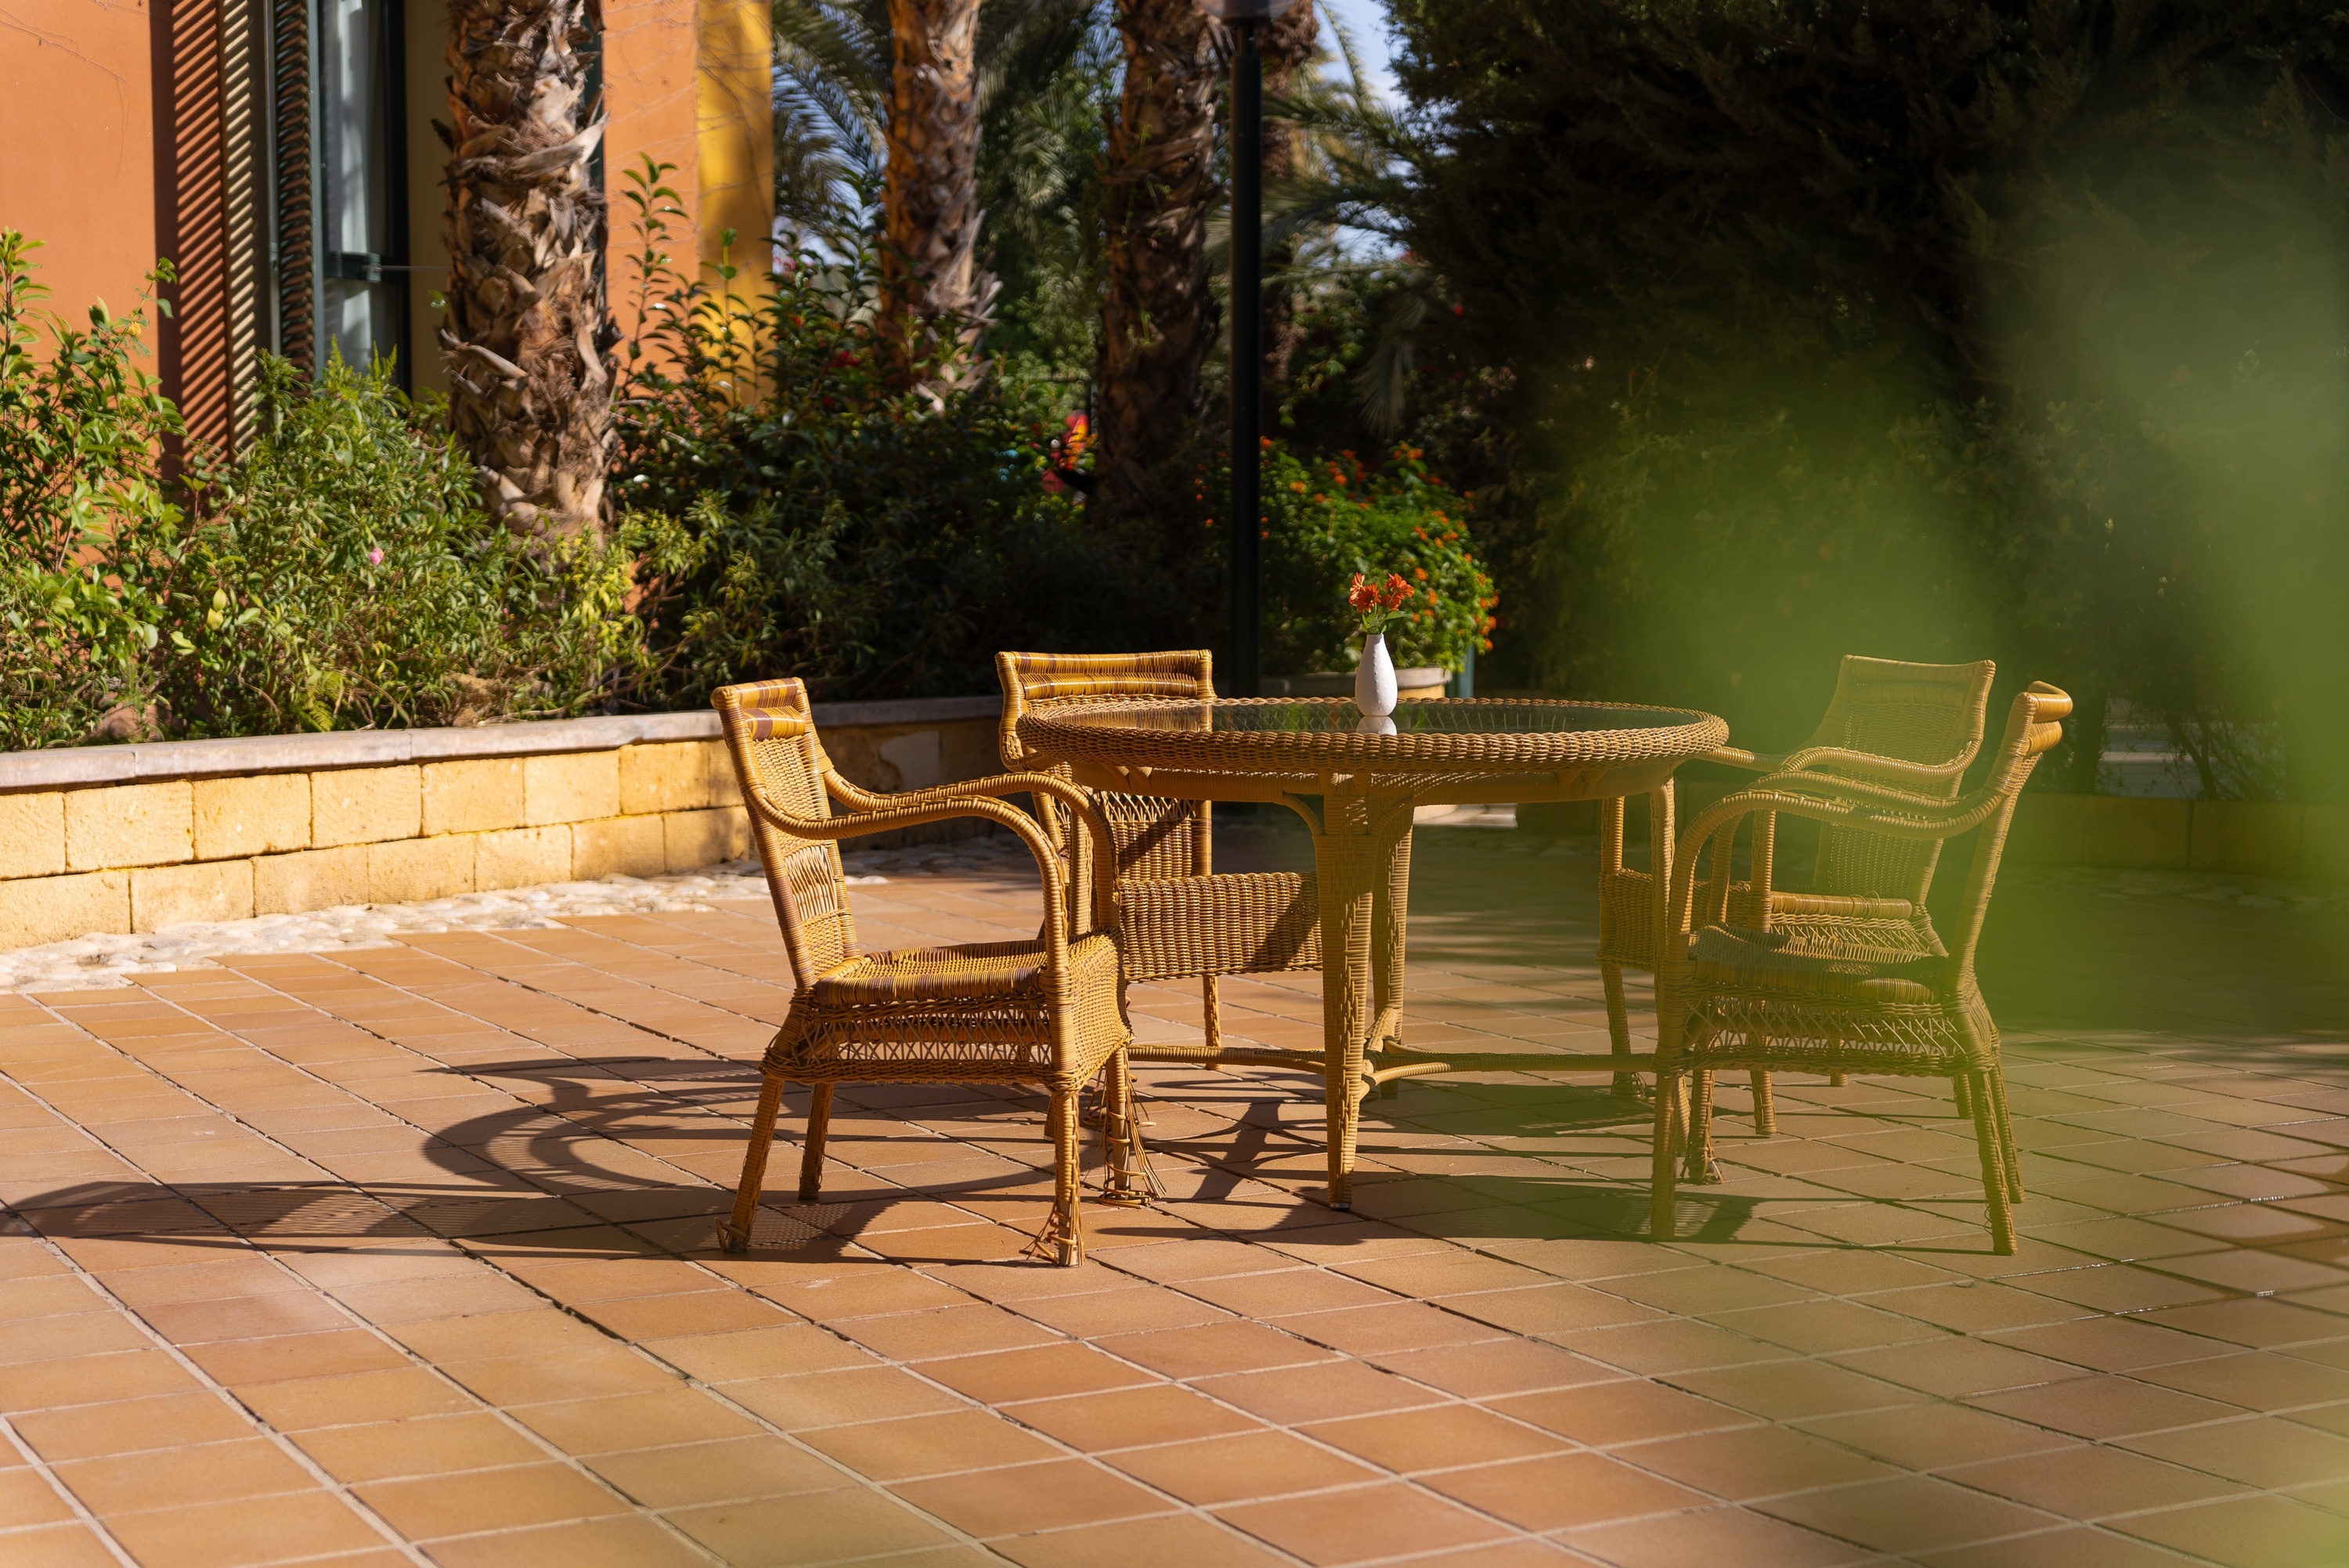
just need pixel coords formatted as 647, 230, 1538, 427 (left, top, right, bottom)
1200, 0, 1290, 698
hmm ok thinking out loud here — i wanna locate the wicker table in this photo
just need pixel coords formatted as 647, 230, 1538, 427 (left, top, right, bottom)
1015, 696, 1730, 1206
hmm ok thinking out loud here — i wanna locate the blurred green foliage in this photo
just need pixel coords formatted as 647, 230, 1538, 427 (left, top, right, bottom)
1387, 0, 2349, 796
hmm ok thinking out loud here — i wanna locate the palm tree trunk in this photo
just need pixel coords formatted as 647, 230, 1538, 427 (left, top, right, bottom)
1260, 0, 1316, 395
440, 0, 612, 539
1094, 0, 1221, 517
879, 0, 989, 384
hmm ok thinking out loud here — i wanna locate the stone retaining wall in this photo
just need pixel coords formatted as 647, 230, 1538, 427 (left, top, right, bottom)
0, 698, 1005, 948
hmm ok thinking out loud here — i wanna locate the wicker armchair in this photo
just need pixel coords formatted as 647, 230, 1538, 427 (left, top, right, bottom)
998, 651, 1322, 1059
710, 678, 1150, 1266
1648, 682, 2072, 1255
1598, 656, 1997, 1119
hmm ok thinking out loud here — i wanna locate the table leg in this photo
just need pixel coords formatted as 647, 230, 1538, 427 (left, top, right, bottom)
1370, 827, 1413, 1098
1305, 789, 1416, 1210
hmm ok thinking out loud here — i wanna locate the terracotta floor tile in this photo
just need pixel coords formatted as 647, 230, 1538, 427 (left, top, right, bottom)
355, 1460, 631, 1537
1988, 1314, 2239, 1374
925, 1341, 1157, 1405
1830, 1334, 2085, 1398
992, 1511, 1294, 1568
388, 1309, 607, 1364
1006, 1382, 1263, 1452
1178, 1267, 1399, 1318
835, 1303, 1061, 1362
182, 1328, 410, 1387
1618, 1421, 1900, 1501
1954, 1437, 2256, 1518
799, 1408, 1062, 1482
0, 1351, 197, 1412
101, 1491, 389, 1568
577, 1289, 795, 1341
1665, 1357, 1920, 1422
412, 1514, 713, 1568
2123, 1414, 2349, 1490
1301, 1401, 1564, 1473
668, 1487, 960, 1566
1196, 1358, 1449, 1425
1965, 1372, 2250, 1440
1792, 1401, 2076, 1469
2131, 1350, 2349, 1413
12, 1391, 255, 1461
1425, 1449, 1711, 1534
445, 1346, 683, 1405
0, 1523, 118, 1567
1755, 1473, 2064, 1554
0, 1467, 78, 1527
1490, 1377, 1751, 1447
1095, 1319, 1334, 1380
2109, 1494, 2349, 1568
1915, 1523, 2221, 1568
723, 1365, 968, 1429
1105, 1428, 1378, 1506
506, 1388, 764, 1455
134, 1289, 358, 1346
292, 1411, 548, 1481
641, 1324, 875, 1383
1564, 1503, 1872, 1567
585, 1434, 844, 1508
236, 1367, 479, 1429
1216, 1480, 1514, 1564
0, 1275, 103, 1322
51, 1436, 317, 1516
1366, 1339, 1621, 1399
891, 1456, 1174, 1537
1010, 1284, 1235, 1337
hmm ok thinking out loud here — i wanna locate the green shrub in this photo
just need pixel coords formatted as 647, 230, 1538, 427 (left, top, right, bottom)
168, 356, 644, 735
0, 228, 644, 748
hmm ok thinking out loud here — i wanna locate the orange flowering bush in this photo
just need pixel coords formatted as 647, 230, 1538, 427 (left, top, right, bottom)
1254, 441, 1496, 676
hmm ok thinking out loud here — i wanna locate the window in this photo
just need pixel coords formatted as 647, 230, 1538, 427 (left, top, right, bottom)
316, 0, 407, 377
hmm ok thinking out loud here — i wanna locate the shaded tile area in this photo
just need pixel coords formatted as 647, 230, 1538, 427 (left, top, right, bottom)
1, 824, 2347, 1565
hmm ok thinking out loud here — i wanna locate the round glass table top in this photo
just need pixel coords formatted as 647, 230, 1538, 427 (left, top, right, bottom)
1016, 696, 1728, 775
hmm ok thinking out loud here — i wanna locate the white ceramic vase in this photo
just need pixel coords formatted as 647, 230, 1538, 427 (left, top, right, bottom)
1354, 632, 1398, 718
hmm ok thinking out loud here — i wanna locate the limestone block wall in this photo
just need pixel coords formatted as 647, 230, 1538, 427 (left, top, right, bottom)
0, 699, 1005, 949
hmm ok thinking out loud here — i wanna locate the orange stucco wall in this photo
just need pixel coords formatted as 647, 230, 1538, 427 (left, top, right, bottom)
3, 0, 760, 431
0, 2, 161, 344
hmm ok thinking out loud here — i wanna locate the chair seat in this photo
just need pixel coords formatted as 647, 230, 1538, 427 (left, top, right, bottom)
774, 932, 1127, 1079
1688, 924, 1946, 1006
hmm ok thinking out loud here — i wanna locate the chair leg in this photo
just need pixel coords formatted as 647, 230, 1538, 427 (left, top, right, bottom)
1201, 975, 1222, 1054
1683, 1069, 1722, 1184
1603, 960, 1640, 1100
1748, 1067, 1777, 1137
1044, 1084, 1087, 1265
1101, 1054, 1158, 1205
1965, 1069, 2016, 1255
1986, 1067, 2024, 1202
723, 1075, 788, 1252
1952, 1073, 1975, 1121
1828, 1072, 1849, 1087
796, 1083, 834, 1202
1651, 1069, 1684, 1241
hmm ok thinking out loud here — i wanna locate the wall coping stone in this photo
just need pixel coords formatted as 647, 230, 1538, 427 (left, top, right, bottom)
0, 696, 1004, 793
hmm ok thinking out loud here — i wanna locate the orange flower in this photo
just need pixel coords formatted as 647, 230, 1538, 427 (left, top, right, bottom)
1348, 574, 1378, 613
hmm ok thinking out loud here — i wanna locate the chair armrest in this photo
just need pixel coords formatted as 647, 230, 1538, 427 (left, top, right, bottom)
1703, 745, 1783, 772
824, 770, 1120, 935
1777, 744, 1972, 791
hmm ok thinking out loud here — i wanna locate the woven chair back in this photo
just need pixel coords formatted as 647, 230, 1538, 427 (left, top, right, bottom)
1941, 683, 2073, 986
1805, 656, 1997, 903
998, 651, 1218, 881
712, 678, 859, 989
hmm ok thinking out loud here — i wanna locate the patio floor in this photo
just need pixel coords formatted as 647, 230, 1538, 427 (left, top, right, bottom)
6, 816, 2349, 1567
